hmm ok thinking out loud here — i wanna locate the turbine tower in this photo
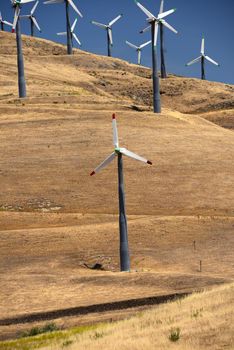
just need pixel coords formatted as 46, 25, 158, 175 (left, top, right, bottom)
57, 18, 81, 48
44, 0, 83, 55
186, 36, 220, 80
126, 40, 151, 65
20, 1, 41, 37
11, 0, 36, 98
91, 14, 123, 57
90, 114, 152, 272
0, 12, 13, 31
135, 0, 176, 113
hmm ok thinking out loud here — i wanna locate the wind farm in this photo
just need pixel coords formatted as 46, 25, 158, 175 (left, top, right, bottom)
0, 0, 233, 349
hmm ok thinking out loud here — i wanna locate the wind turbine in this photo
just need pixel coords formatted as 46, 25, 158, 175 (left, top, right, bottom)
91, 14, 123, 57
44, 0, 83, 55
11, 0, 36, 98
186, 36, 220, 80
90, 114, 152, 272
135, 0, 176, 113
57, 18, 81, 47
126, 40, 151, 65
0, 12, 13, 31
20, 1, 41, 37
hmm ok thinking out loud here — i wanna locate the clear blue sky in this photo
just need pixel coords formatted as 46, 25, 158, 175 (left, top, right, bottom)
1, 0, 234, 84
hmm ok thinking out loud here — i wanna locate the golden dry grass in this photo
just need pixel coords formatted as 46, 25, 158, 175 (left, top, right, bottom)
14, 282, 231, 350
0, 32, 233, 341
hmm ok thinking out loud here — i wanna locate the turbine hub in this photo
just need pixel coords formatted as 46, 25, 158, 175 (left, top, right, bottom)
115, 148, 121, 154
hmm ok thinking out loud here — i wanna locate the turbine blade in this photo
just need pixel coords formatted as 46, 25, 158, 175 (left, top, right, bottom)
140, 25, 150, 34
108, 28, 113, 45
135, 1, 155, 20
31, 0, 39, 15
44, 0, 64, 4
159, 0, 164, 14
154, 22, 159, 46
112, 113, 119, 148
91, 21, 107, 29
12, 6, 20, 32
32, 16, 41, 32
139, 40, 151, 48
161, 19, 178, 34
0, 12, 2, 21
67, 0, 83, 18
90, 152, 116, 176
3, 20, 13, 27
108, 14, 123, 27
126, 41, 138, 49
120, 148, 152, 165
72, 32, 81, 45
57, 32, 67, 35
205, 55, 219, 66
71, 18, 77, 32
157, 8, 176, 19
201, 37, 205, 55
21, 0, 36, 3
186, 56, 201, 66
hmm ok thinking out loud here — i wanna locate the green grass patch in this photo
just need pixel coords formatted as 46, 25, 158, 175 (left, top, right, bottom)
0, 323, 103, 350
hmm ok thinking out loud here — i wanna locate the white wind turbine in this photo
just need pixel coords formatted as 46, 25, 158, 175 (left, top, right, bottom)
20, 0, 41, 36
11, 0, 37, 98
44, 0, 83, 55
91, 14, 123, 57
139, 0, 178, 78
90, 114, 152, 272
0, 11, 13, 30
57, 18, 81, 47
186, 36, 220, 80
126, 40, 151, 65
135, 0, 176, 112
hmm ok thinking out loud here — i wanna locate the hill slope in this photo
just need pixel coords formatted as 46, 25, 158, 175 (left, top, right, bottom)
0, 32, 233, 340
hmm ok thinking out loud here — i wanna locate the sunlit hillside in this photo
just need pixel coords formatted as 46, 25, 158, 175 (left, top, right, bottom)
0, 31, 233, 342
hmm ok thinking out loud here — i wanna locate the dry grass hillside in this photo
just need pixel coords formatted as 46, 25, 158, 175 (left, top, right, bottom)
0, 31, 233, 342
1, 283, 233, 350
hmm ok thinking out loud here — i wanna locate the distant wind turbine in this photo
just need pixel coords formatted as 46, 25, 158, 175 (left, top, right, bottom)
0, 11, 13, 31
140, 0, 178, 79
186, 36, 220, 80
91, 14, 123, 57
11, 0, 37, 98
135, 0, 176, 113
44, 0, 83, 55
90, 114, 152, 272
20, 0, 41, 37
57, 18, 81, 47
126, 40, 151, 65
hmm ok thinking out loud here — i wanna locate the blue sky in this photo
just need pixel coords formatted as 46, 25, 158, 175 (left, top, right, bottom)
1, 0, 234, 84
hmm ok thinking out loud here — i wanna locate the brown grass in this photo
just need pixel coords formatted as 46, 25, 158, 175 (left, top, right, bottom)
24, 283, 234, 350
0, 32, 233, 341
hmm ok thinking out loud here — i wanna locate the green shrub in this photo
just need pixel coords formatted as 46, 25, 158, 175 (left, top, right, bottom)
169, 327, 181, 342
21, 322, 59, 337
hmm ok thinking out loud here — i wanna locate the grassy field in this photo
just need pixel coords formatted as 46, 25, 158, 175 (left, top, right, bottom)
0, 31, 233, 342
1, 283, 233, 350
